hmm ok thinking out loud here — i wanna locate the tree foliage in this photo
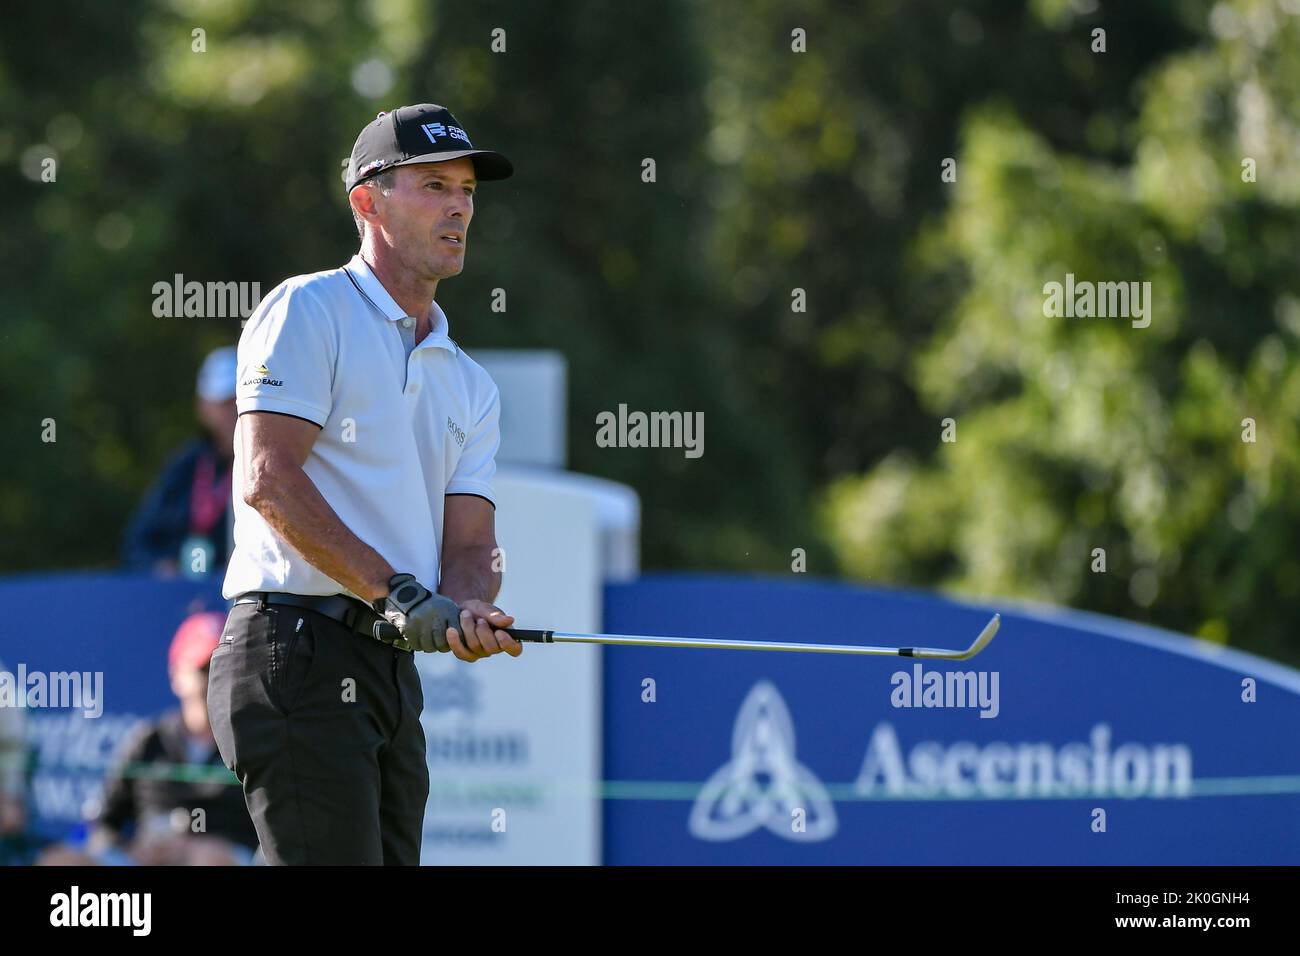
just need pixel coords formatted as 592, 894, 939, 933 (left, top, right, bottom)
2, 0, 1295, 665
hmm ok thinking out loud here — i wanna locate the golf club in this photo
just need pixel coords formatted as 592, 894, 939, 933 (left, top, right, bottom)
378, 612, 1000, 660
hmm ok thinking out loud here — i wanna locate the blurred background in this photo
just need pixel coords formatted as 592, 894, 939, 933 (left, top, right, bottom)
5, 0, 1300, 663
2, 0, 1299, 865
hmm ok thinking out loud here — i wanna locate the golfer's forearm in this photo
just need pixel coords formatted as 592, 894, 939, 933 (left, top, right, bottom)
246, 466, 394, 602
439, 548, 502, 606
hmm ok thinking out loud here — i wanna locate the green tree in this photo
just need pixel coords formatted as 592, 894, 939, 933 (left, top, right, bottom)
0, 0, 815, 574
825, 0, 1300, 666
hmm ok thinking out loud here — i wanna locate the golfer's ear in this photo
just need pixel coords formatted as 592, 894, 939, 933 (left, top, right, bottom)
349, 184, 381, 230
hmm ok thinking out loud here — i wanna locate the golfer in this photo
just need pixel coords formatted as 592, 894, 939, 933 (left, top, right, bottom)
208, 104, 521, 866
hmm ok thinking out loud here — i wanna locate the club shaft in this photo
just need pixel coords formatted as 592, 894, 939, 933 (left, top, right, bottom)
379, 613, 999, 661
543, 631, 971, 659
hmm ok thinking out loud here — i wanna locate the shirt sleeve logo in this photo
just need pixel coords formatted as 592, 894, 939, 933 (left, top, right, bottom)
241, 363, 283, 387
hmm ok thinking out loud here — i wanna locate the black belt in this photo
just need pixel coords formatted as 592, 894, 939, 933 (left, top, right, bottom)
233, 591, 414, 653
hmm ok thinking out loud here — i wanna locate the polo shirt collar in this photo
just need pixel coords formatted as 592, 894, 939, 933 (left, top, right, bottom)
344, 254, 456, 352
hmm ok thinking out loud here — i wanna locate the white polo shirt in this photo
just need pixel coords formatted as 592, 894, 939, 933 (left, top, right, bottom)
221, 254, 501, 601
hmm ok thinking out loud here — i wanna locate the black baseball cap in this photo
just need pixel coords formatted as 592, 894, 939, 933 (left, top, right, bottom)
342, 103, 513, 194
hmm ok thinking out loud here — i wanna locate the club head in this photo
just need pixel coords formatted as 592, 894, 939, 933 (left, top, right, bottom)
956, 613, 1000, 660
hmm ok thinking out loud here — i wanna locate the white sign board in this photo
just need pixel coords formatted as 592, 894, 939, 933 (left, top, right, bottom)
418, 470, 603, 865
472, 350, 567, 468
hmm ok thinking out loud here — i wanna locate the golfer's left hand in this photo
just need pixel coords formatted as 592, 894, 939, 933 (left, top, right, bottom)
447, 600, 522, 662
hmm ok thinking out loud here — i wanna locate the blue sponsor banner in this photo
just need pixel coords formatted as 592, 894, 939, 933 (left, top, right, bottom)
4, 571, 1299, 864
600, 575, 1300, 864
0, 572, 227, 844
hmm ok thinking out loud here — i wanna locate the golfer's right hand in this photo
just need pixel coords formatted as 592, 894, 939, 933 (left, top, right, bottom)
375, 573, 461, 653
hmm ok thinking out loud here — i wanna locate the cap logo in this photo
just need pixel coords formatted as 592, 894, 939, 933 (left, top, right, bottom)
421, 122, 472, 147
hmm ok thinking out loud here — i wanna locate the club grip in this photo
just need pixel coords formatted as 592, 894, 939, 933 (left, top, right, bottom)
375, 622, 553, 644
500, 628, 554, 643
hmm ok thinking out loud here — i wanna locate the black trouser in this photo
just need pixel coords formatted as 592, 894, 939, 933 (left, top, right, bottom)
207, 600, 428, 865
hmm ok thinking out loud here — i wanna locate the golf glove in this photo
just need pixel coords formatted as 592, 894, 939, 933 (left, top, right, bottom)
373, 573, 461, 653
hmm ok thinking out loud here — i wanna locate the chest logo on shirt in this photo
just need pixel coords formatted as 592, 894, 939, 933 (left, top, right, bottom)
447, 417, 466, 447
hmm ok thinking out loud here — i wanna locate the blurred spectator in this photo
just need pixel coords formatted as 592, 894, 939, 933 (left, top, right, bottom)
122, 346, 237, 578
76, 611, 259, 865
0, 656, 29, 863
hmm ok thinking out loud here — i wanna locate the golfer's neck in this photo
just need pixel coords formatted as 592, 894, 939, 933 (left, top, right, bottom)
360, 244, 439, 335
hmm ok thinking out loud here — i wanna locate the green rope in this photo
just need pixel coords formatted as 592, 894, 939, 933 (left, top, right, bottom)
100, 762, 1300, 800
